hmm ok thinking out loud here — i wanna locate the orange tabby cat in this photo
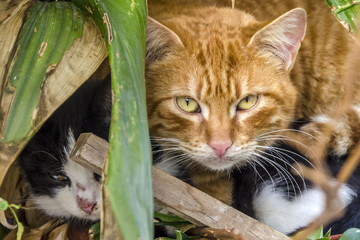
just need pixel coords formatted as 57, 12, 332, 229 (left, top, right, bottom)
146, 0, 360, 234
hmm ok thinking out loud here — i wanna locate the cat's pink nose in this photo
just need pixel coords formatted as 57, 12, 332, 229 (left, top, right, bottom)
209, 140, 232, 158
77, 198, 96, 215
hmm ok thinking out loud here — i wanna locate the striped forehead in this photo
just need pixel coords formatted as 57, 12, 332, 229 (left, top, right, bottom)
192, 38, 247, 102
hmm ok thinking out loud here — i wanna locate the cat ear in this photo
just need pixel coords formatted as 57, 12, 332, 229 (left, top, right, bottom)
146, 17, 184, 62
248, 8, 307, 71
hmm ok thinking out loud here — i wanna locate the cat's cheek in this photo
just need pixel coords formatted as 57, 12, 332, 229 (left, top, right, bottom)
32, 190, 78, 219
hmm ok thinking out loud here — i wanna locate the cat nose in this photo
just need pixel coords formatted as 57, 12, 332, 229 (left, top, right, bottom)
209, 140, 232, 158
77, 197, 96, 214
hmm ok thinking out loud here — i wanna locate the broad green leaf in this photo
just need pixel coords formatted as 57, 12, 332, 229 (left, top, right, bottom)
340, 228, 360, 240
71, 0, 152, 239
325, 0, 360, 35
2, 2, 83, 143
0, 0, 106, 190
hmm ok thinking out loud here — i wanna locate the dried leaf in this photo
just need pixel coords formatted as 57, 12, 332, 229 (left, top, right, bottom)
0, 2, 107, 191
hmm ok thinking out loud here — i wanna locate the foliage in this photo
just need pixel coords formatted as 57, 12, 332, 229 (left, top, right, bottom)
325, 0, 360, 35
71, 0, 152, 238
304, 226, 331, 240
340, 228, 360, 240
2, 2, 83, 143
0, 198, 24, 240
90, 222, 100, 240
154, 231, 198, 240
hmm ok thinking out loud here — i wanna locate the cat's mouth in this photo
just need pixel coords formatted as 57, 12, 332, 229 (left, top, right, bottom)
204, 158, 238, 171
196, 144, 258, 171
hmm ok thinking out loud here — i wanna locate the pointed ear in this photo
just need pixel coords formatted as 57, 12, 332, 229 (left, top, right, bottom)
248, 8, 307, 71
146, 17, 184, 63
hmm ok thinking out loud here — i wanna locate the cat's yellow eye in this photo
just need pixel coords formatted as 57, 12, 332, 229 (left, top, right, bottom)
176, 97, 200, 113
237, 95, 258, 111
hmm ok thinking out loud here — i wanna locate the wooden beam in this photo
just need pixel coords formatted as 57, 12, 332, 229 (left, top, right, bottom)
70, 133, 108, 175
70, 133, 290, 240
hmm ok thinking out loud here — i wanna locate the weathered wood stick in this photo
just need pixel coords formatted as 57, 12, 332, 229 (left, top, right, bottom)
70, 133, 108, 175
70, 133, 290, 240
153, 166, 290, 240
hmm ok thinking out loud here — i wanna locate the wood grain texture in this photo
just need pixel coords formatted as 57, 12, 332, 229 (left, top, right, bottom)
70, 133, 108, 175
153, 167, 290, 240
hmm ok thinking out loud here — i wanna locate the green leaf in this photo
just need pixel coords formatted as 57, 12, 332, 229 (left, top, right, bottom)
325, 0, 360, 34
8, 206, 23, 240
16, 221, 23, 240
324, 228, 332, 237
339, 228, 360, 240
90, 222, 100, 240
174, 230, 197, 240
154, 212, 195, 235
306, 226, 324, 239
0, 198, 8, 211
71, 0, 152, 239
2, 2, 83, 143
154, 238, 176, 240
155, 212, 189, 223
294, 226, 331, 240
9, 204, 21, 210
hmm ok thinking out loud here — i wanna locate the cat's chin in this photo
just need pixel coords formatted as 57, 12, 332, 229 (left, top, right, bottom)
201, 159, 239, 171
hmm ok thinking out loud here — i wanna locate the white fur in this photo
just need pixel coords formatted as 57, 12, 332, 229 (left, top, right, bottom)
352, 105, 360, 118
311, 114, 331, 124
154, 155, 182, 177
33, 130, 101, 221
200, 103, 210, 120
253, 181, 356, 234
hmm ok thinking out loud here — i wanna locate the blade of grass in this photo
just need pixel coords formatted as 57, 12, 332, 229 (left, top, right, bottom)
71, 0, 152, 239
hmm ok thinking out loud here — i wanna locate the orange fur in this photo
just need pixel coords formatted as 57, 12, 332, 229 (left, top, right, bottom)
146, 0, 360, 200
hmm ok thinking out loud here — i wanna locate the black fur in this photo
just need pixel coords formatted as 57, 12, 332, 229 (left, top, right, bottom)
18, 75, 111, 216
232, 141, 360, 235
324, 153, 360, 234
232, 142, 313, 217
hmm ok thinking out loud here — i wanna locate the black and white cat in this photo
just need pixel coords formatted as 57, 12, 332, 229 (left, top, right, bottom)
18, 76, 112, 225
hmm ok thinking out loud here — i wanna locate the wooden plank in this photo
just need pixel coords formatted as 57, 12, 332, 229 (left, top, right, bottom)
153, 167, 290, 240
70, 133, 290, 240
70, 133, 108, 175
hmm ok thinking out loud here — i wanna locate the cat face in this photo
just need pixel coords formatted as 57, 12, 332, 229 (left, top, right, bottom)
146, 8, 306, 170
32, 160, 101, 222
20, 129, 101, 222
